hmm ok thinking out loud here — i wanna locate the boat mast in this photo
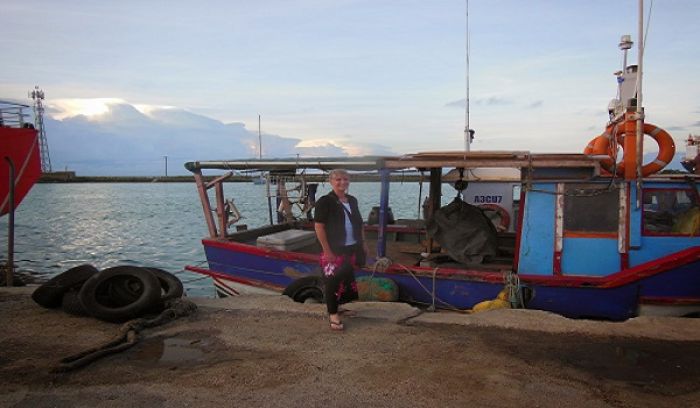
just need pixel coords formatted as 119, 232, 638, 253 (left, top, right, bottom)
258, 114, 262, 160
635, 0, 644, 202
464, 0, 471, 154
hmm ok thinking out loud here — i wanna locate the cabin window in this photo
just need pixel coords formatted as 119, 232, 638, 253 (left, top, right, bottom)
643, 189, 700, 236
563, 184, 619, 234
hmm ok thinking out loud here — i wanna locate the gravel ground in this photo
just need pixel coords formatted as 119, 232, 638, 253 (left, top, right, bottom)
1, 287, 699, 408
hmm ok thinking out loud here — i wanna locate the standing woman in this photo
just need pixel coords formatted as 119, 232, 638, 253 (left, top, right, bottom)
314, 169, 368, 331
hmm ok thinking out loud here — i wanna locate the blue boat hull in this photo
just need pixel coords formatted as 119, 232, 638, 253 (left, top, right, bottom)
193, 240, 700, 321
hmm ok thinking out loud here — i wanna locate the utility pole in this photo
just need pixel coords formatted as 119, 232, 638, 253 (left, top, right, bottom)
29, 86, 52, 173
164, 155, 168, 177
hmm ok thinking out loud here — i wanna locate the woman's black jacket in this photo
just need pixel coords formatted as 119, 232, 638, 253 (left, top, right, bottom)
313, 191, 364, 253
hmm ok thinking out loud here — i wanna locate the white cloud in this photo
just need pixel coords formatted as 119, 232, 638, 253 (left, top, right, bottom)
4, 1, 698, 164
43, 100, 396, 175
50, 98, 126, 120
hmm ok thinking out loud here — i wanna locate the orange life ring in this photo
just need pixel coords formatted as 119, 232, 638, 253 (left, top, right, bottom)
583, 138, 597, 155
477, 204, 510, 231
583, 125, 618, 174
586, 123, 675, 176
585, 136, 615, 165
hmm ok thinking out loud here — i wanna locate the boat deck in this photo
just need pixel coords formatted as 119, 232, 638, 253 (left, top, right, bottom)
225, 221, 516, 272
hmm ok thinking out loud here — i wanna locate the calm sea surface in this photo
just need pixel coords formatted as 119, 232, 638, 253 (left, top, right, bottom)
0, 181, 426, 297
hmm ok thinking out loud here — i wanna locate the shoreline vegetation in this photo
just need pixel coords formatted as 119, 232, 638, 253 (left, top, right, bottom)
38, 172, 422, 183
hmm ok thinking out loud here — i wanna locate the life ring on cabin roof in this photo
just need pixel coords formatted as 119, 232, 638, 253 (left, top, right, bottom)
477, 204, 510, 232
584, 125, 619, 171
585, 123, 675, 177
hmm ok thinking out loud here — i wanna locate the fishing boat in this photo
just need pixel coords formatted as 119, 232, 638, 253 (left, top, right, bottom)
184, 34, 700, 321
0, 100, 41, 216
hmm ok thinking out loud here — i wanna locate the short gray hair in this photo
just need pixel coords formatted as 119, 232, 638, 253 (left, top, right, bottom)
328, 169, 349, 180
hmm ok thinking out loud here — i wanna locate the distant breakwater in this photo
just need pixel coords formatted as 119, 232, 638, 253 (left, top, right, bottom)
38, 172, 422, 183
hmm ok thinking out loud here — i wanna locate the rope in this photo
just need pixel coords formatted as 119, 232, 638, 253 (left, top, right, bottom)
372, 257, 392, 274
174, 261, 211, 284
504, 269, 524, 309
51, 299, 198, 373
392, 263, 467, 313
373, 257, 524, 313
180, 275, 210, 284
428, 267, 438, 312
368, 257, 393, 300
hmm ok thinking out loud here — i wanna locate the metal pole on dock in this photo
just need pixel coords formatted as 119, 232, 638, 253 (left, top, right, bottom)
4, 157, 15, 287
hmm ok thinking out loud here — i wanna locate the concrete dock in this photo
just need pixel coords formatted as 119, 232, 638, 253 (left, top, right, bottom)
2, 286, 699, 407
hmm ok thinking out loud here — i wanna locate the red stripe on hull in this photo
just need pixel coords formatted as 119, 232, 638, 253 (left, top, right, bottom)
186, 264, 285, 292
199, 239, 700, 290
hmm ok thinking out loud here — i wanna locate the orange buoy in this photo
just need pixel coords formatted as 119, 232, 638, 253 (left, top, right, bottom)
586, 123, 675, 177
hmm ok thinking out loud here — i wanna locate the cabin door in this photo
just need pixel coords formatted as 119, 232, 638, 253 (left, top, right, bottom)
557, 183, 622, 276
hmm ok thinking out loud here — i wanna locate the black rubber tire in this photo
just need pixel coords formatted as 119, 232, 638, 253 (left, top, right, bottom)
107, 274, 145, 305
283, 276, 325, 303
31, 264, 99, 308
79, 266, 161, 323
297, 287, 324, 303
145, 267, 184, 301
108, 267, 183, 304
61, 288, 89, 316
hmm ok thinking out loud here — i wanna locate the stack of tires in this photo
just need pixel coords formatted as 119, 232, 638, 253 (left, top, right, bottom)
31, 265, 184, 323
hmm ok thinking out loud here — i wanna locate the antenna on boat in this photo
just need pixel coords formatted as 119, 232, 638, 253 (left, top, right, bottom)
258, 114, 262, 160
463, 0, 471, 155
634, 0, 652, 207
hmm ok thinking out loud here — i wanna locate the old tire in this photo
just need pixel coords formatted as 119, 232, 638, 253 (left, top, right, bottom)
79, 266, 161, 323
109, 267, 183, 304
298, 287, 324, 303
31, 264, 99, 308
283, 276, 324, 303
61, 288, 89, 316
146, 267, 184, 301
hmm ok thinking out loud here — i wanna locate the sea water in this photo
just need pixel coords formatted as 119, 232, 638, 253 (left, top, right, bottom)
0, 181, 425, 297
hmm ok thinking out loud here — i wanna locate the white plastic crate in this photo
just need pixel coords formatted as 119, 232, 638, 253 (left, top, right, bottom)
256, 229, 317, 251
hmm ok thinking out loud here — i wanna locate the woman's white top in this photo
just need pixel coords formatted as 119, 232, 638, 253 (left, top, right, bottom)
341, 202, 356, 246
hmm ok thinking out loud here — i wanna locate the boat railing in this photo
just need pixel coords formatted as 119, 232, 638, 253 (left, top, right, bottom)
190, 166, 321, 239
0, 101, 32, 129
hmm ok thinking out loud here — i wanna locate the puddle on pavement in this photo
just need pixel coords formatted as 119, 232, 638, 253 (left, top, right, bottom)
134, 337, 210, 365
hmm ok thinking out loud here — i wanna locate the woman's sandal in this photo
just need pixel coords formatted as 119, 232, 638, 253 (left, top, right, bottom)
329, 318, 344, 331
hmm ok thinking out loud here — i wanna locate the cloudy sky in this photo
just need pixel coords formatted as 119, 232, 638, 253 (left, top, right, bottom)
2, 0, 698, 175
